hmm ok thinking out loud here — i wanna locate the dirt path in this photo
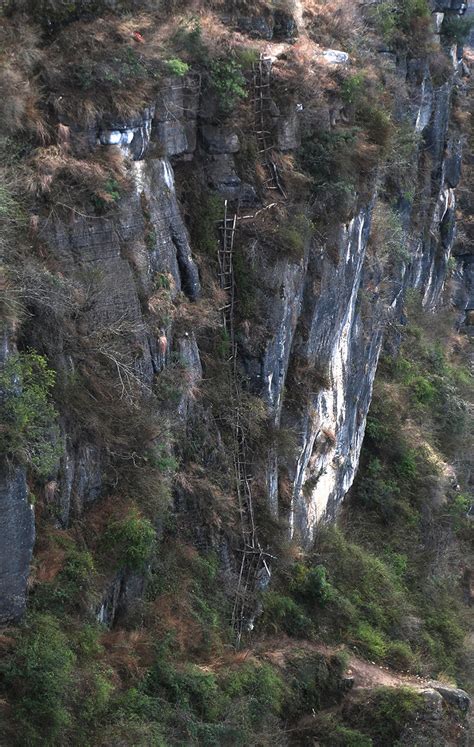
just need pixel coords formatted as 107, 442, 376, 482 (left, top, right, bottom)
255, 636, 434, 692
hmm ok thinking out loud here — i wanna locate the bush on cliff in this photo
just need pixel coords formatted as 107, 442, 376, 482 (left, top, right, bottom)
103, 509, 156, 571
2, 614, 76, 744
0, 351, 61, 477
344, 686, 424, 746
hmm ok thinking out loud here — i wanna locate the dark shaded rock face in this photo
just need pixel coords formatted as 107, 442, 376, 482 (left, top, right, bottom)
0, 335, 35, 623
0, 466, 34, 624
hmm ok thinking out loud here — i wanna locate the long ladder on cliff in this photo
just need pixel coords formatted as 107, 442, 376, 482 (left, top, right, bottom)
218, 201, 237, 357
218, 201, 270, 645
252, 54, 287, 199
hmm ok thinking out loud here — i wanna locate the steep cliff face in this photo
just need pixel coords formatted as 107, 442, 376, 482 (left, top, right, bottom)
0, 0, 468, 621
0, 1, 472, 743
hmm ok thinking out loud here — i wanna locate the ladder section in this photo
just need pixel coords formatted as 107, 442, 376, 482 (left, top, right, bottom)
217, 201, 270, 645
252, 54, 287, 199
217, 200, 237, 351
231, 412, 269, 646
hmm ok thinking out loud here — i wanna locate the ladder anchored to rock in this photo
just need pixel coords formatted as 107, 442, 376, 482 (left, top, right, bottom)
252, 54, 287, 199
217, 200, 271, 645
217, 201, 237, 353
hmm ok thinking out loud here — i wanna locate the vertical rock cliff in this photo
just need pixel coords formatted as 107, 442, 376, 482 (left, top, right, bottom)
0, 1, 472, 744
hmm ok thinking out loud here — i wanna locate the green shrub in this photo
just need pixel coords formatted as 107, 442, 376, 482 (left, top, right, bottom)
2, 613, 75, 744
233, 243, 260, 320
0, 351, 62, 477
385, 641, 417, 671
447, 493, 470, 532
221, 662, 284, 724
91, 177, 121, 214
260, 591, 312, 637
310, 714, 373, 747
298, 129, 359, 220
409, 374, 436, 405
209, 58, 247, 113
274, 213, 313, 260
441, 14, 474, 44
341, 72, 366, 106
368, 0, 430, 51
345, 687, 423, 746
78, 664, 115, 737
33, 547, 97, 614
189, 190, 222, 257
290, 562, 334, 607
172, 19, 206, 61
284, 651, 346, 721
357, 105, 392, 148
104, 509, 155, 570
369, 202, 410, 264
164, 58, 189, 77
354, 622, 387, 660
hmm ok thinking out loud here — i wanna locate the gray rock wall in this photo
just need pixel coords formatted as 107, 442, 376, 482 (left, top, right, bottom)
0, 334, 35, 623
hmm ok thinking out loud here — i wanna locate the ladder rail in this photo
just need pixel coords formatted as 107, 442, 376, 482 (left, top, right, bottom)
252, 53, 287, 199
217, 200, 270, 643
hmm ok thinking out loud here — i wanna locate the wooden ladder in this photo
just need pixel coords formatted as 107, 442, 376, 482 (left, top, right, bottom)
217, 201, 271, 644
252, 54, 287, 199
218, 200, 237, 354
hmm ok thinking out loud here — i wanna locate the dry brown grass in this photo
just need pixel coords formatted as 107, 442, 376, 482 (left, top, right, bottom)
303, 0, 365, 49
29, 527, 73, 585
26, 141, 128, 206
101, 629, 154, 684
38, 6, 238, 125
0, 21, 47, 140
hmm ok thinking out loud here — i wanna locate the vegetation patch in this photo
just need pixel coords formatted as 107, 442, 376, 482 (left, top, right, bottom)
0, 350, 61, 477
103, 509, 156, 571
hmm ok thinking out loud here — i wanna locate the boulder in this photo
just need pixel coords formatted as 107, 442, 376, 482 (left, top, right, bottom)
323, 50, 350, 65
433, 685, 471, 712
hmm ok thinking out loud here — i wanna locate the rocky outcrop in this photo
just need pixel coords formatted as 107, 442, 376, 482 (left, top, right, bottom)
0, 465, 34, 624
0, 335, 35, 623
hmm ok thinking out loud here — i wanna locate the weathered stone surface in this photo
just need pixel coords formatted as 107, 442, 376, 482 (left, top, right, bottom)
0, 465, 34, 623
237, 15, 274, 40
176, 332, 203, 420
444, 137, 463, 186
433, 685, 471, 712
206, 153, 242, 198
433, 11, 445, 33
57, 442, 103, 526
96, 571, 143, 628
430, 0, 466, 10
201, 125, 240, 154
0, 334, 35, 623
153, 120, 189, 156
152, 76, 199, 156
277, 110, 301, 151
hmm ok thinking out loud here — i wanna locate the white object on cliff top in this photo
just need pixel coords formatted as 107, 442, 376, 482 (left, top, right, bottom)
323, 50, 349, 65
